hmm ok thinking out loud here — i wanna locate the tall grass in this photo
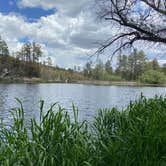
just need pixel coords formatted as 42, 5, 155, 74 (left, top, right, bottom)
0, 96, 166, 165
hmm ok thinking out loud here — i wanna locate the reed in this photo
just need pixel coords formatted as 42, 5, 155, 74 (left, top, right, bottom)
0, 96, 165, 165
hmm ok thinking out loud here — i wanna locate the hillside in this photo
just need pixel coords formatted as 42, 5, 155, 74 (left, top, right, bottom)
0, 56, 86, 83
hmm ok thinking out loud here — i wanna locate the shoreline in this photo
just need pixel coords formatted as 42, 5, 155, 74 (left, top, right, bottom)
75, 80, 166, 87
0, 77, 166, 87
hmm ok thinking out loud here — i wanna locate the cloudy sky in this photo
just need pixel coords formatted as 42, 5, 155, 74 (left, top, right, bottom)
0, 0, 165, 68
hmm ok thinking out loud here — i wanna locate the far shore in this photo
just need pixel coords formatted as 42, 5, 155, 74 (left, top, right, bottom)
0, 77, 166, 87
76, 80, 137, 86
75, 80, 166, 87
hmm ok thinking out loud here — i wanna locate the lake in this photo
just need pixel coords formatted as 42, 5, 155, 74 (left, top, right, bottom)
0, 83, 165, 124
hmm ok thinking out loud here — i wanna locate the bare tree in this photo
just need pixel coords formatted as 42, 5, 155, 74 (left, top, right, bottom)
95, 0, 166, 55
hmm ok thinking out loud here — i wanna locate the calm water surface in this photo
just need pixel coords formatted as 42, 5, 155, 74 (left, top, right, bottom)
0, 83, 165, 123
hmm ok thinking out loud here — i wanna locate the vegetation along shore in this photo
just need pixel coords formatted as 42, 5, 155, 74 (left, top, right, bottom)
0, 37, 166, 85
0, 96, 165, 165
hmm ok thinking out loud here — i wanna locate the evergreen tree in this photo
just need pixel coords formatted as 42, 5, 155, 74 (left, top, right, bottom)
83, 61, 92, 78
133, 50, 147, 80
152, 58, 160, 71
105, 60, 113, 75
92, 61, 104, 80
162, 64, 166, 75
116, 55, 128, 79
0, 37, 9, 56
32, 42, 42, 63
116, 50, 147, 80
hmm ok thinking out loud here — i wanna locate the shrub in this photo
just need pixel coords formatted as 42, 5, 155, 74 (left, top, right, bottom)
139, 70, 166, 84
103, 74, 122, 81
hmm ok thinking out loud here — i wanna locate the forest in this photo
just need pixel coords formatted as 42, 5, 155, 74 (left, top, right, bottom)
84, 50, 166, 84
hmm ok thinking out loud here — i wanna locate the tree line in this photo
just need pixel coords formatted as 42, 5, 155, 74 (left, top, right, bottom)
0, 36, 165, 84
15, 42, 42, 63
0, 36, 9, 56
0, 36, 42, 63
0, 37, 85, 82
0, 37, 43, 78
83, 49, 166, 84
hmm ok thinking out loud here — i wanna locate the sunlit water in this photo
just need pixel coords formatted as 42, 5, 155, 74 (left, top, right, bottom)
0, 83, 165, 124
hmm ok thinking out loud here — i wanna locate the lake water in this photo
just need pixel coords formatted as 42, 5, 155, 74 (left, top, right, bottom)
0, 83, 165, 124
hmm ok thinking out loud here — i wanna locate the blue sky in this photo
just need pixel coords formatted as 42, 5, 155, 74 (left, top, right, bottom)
0, 0, 55, 22
0, 0, 165, 68
0, 0, 95, 68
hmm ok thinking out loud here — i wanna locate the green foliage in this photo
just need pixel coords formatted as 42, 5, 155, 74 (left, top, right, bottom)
116, 49, 147, 80
162, 64, 166, 75
139, 70, 166, 84
83, 50, 166, 83
0, 97, 166, 165
103, 74, 122, 81
83, 61, 92, 78
0, 36, 9, 56
0, 100, 92, 166
93, 96, 166, 165
105, 60, 113, 75
152, 58, 160, 71
116, 54, 128, 79
16, 42, 42, 63
115, 50, 166, 83
92, 62, 104, 80
83, 60, 122, 81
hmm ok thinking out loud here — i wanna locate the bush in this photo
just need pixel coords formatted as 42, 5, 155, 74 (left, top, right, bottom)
24, 62, 41, 77
0, 97, 166, 165
139, 70, 166, 84
103, 74, 122, 81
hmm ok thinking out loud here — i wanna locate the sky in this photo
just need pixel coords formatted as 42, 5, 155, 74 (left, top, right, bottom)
0, 0, 165, 69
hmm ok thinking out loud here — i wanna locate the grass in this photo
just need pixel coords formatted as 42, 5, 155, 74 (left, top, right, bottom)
0, 96, 166, 165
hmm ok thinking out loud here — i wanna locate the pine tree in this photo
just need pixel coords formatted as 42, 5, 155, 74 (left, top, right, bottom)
0, 36, 9, 56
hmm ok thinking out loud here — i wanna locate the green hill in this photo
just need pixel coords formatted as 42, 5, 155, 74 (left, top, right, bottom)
0, 56, 85, 83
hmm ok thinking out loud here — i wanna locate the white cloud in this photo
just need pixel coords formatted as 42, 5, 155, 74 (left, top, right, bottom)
158, 60, 166, 66
19, 0, 91, 17
0, 0, 164, 68
0, 0, 114, 67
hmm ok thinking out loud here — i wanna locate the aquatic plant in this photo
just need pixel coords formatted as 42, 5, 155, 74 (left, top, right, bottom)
0, 96, 166, 165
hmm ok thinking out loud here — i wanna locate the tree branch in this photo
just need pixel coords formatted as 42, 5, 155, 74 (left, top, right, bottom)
95, 0, 166, 55
141, 0, 166, 15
